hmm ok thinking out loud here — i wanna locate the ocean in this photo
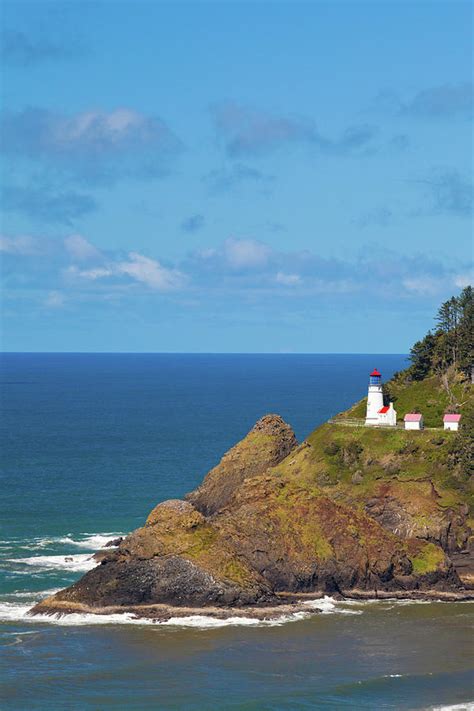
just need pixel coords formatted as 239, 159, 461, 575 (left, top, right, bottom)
0, 353, 473, 710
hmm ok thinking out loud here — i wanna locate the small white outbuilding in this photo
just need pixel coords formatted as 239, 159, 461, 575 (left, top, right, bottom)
377, 402, 397, 426
443, 414, 461, 431
404, 413, 424, 430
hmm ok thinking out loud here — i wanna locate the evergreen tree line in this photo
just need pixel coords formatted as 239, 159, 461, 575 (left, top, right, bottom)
408, 286, 473, 381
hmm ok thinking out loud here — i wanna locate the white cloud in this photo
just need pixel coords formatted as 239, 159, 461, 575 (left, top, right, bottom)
223, 237, 271, 269
67, 252, 185, 291
196, 247, 217, 260
276, 271, 302, 286
117, 252, 185, 290
44, 290, 65, 308
0, 234, 39, 255
51, 108, 158, 149
402, 277, 440, 295
67, 265, 113, 280
454, 273, 473, 289
64, 234, 101, 261
0, 106, 182, 185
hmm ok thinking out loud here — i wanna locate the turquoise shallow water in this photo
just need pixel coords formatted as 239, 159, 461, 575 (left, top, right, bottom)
1, 353, 473, 710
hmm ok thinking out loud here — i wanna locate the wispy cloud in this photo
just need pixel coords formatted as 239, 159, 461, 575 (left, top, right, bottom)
187, 238, 470, 302
194, 237, 272, 271
454, 272, 473, 289
211, 101, 377, 157
0, 30, 80, 67
0, 234, 41, 255
3, 234, 471, 307
204, 163, 274, 192
181, 214, 205, 233
0, 107, 182, 185
223, 237, 272, 269
68, 252, 186, 291
414, 170, 473, 218
401, 82, 473, 118
355, 206, 394, 228
2, 184, 97, 224
116, 253, 185, 290
64, 234, 102, 261
402, 276, 440, 296
213, 102, 318, 156
275, 271, 302, 286
44, 290, 66, 308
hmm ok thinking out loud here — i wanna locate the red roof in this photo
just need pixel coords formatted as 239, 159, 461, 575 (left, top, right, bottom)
378, 406, 389, 414
404, 413, 422, 422
370, 368, 381, 377
443, 414, 461, 422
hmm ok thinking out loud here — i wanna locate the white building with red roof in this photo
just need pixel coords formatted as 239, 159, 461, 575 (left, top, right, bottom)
443, 413, 461, 431
404, 413, 424, 430
365, 369, 397, 426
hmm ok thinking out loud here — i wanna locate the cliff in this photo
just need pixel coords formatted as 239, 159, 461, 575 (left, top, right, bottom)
32, 375, 473, 619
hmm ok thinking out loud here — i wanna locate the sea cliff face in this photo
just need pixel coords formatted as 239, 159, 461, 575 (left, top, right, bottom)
32, 399, 472, 619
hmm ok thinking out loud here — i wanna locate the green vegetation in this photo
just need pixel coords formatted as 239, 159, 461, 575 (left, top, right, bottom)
341, 288, 473, 432
385, 370, 470, 427
408, 286, 473, 380
411, 543, 446, 575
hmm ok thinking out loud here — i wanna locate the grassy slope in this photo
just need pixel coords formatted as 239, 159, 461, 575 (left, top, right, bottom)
306, 423, 469, 506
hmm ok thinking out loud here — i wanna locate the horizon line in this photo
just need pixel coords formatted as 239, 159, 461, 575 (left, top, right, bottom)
0, 351, 409, 356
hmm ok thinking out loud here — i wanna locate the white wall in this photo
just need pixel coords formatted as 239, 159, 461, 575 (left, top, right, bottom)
366, 385, 384, 423
405, 421, 422, 430
444, 422, 459, 431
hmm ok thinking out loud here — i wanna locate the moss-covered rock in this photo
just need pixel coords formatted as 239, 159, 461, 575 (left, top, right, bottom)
186, 414, 298, 515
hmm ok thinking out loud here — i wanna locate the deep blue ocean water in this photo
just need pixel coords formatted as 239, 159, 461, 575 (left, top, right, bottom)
1, 353, 473, 710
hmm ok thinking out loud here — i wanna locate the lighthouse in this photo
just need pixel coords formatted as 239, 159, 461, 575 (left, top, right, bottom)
365, 369, 397, 426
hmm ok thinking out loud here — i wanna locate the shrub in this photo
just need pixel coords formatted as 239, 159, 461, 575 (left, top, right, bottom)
324, 442, 340, 456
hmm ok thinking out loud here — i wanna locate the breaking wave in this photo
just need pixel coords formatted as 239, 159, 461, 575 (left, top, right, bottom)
429, 705, 474, 711
0, 532, 124, 552
7, 553, 98, 573
0, 595, 363, 628
53, 533, 123, 549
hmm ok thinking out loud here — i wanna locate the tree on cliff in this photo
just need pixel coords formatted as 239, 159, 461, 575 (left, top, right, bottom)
409, 286, 473, 380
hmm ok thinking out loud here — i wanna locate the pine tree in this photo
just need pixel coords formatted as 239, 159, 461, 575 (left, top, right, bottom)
409, 332, 436, 380
458, 286, 474, 377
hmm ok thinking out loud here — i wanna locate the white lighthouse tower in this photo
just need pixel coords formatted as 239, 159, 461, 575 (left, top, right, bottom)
365, 368, 397, 426
365, 368, 385, 425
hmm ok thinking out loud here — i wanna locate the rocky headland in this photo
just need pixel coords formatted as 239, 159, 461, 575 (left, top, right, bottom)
32, 367, 473, 621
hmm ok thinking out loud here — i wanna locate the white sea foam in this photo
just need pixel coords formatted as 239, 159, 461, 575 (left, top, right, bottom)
303, 597, 363, 615
2, 593, 466, 630
1, 532, 124, 551
6, 588, 62, 600
0, 601, 312, 628
8, 553, 98, 572
0, 602, 36, 622
160, 613, 309, 628
430, 704, 474, 711
0, 595, 362, 629
55, 533, 123, 549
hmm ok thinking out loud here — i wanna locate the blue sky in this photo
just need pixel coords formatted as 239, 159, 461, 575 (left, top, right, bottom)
1, 0, 472, 352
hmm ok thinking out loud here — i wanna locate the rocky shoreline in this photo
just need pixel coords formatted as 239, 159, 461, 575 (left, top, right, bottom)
31, 587, 474, 623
